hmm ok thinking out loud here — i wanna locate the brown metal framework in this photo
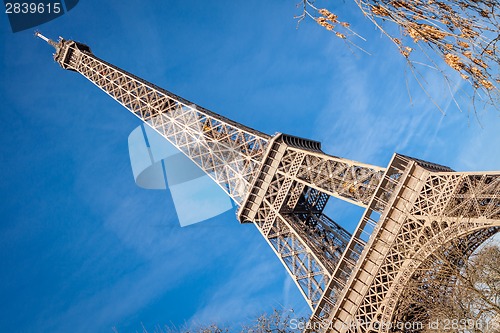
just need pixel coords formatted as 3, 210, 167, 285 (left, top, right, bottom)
37, 34, 500, 332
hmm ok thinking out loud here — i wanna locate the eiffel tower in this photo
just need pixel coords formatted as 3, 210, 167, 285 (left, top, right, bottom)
36, 33, 499, 333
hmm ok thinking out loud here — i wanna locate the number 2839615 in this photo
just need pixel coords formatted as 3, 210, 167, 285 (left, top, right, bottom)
5, 2, 61, 14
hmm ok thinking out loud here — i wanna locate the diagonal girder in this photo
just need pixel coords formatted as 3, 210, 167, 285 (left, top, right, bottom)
50, 37, 269, 204
279, 149, 386, 209
309, 155, 500, 333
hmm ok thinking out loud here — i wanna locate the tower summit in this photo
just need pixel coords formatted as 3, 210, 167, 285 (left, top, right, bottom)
37, 34, 499, 332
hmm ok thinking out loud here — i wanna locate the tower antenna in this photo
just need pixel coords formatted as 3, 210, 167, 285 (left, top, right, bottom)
34, 31, 59, 49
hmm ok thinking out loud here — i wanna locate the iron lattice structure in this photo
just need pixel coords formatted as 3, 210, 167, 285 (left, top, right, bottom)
37, 34, 500, 332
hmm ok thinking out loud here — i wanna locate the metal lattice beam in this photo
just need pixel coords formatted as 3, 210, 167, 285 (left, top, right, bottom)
45, 35, 269, 204
310, 156, 500, 333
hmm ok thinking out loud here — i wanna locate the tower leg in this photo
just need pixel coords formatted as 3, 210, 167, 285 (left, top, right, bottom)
309, 155, 500, 332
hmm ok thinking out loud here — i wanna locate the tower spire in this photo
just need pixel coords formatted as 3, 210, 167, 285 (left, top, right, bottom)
34, 31, 59, 49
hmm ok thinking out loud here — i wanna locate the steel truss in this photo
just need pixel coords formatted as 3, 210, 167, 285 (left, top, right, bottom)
309, 155, 500, 333
38, 34, 500, 332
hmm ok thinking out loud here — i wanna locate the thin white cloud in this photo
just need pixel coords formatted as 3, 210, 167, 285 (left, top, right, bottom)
312, 34, 492, 172
186, 246, 307, 330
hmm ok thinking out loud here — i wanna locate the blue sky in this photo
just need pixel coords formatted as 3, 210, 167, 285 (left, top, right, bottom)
0, 1, 498, 333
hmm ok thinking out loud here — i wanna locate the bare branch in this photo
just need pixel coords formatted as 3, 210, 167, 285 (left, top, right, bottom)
297, 0, 500, 115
